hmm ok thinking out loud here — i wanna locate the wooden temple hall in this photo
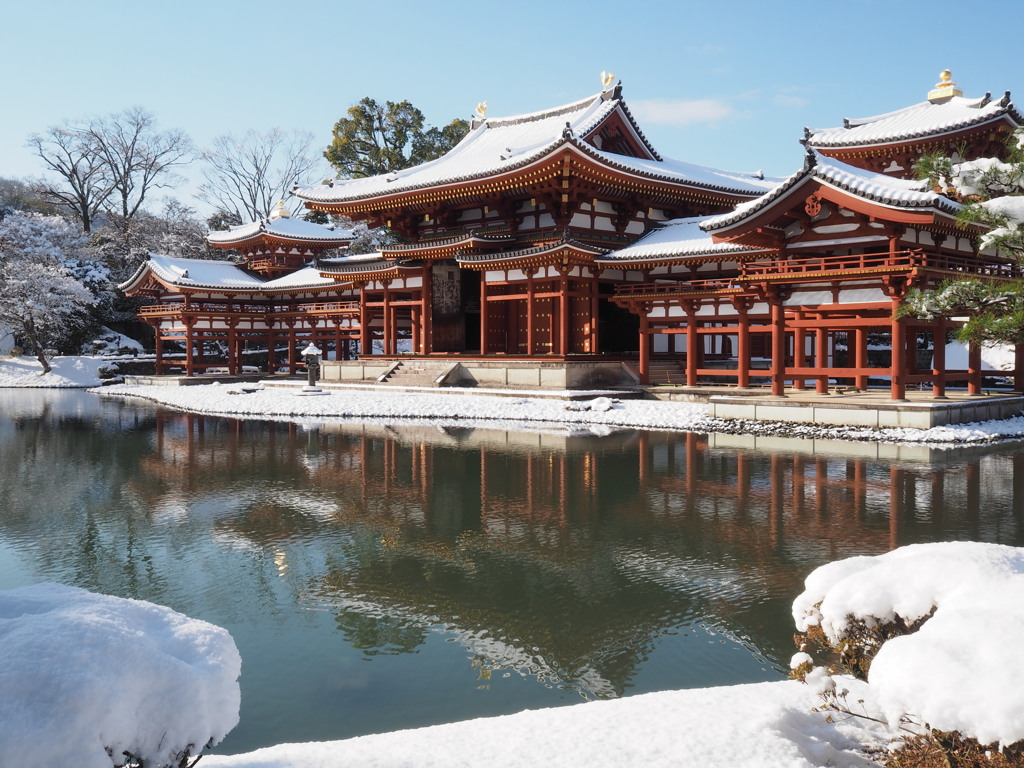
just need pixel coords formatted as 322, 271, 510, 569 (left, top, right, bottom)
121, 71, 1024, 399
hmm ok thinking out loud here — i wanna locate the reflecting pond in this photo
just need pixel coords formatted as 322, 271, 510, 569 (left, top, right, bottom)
1, 389, 1022, 755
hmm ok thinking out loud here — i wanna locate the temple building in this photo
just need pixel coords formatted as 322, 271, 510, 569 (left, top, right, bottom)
122, 72, 1024, 398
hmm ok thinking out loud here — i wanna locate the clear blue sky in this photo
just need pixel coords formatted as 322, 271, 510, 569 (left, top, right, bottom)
5, 0, 1022, 216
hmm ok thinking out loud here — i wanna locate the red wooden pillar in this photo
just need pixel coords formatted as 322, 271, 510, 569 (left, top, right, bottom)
480, 276, 489, 355
854, 327, 868, 390
526, 270, 536, 355
639, 315, 650, 384
589, 269, 600, 354
770, 299, 786, 397
154, 326, 164, 374
932, 319, 947, 399
890, 300, 907, 401
792, 326, 806, 391
288, 327, 297, 374
267, 328, 276, 373
421, 267, 432, 354
559, 272, 570, 355
685, 305, 698, 386
227, 327, 237, 374
968, 341, 983, 395
1015, 342, 1024, 393
815, 327, 828, 394
382, 286, 392, 356
359, 285, 371, 357
185, 319, 195, 376
736, 304, 750, 388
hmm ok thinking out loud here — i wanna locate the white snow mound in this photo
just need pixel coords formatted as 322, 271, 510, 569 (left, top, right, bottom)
0, 583, 242, 768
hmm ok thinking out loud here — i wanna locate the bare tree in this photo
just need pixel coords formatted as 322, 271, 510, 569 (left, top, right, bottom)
197, 128, 324, 225
27, 124, 114, 233
87, 107, 193, 243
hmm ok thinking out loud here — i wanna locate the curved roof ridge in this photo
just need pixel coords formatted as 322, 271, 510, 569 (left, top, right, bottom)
480, 91, 606, 129
703, 151, 962, 232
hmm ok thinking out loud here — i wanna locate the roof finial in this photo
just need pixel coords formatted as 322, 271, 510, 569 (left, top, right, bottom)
928, 69, 963, 103
475, 101, 488, 119
269, 200, 290, 219
601, 71, 616, 90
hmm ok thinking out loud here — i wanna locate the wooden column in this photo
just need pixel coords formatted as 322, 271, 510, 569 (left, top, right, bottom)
685, 303, 698, 386
185, 319, 195, 376
526, 270, 536, 355
422, 267, 432, 354
968, 341, 983, 395
770, 299, 786, 397
227, 327, 238, 375
854, 327, 868, 390
792, 326, 806, 391
154, 327, 164, 374
288, 327, 297, 374
932, 320, 947, 399
359, 285, 371, 357
890, 299, 907, 401
480, 276, 489, 355
815, 327, 828, 394
1016, 342, 1024, 392
382, 286, 392, 356
589, 269, 600, 354
559, 272, 570, 355
736, 304, 750, 388
639, 315, 650, 384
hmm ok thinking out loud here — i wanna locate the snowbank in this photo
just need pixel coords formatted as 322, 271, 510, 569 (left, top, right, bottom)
793, 542, 1024, 747
96, 379, 1024, 445
0, 583, 241, 768
202, 678, 889, 768
0, 355, 113, 387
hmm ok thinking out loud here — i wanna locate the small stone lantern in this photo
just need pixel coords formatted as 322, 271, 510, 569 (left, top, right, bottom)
301, 342, 322, 392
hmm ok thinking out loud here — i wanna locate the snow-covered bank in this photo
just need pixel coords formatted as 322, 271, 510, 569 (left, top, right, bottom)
202, 678, 889, 768
0, 355, 115, 388
95, 379, 1024, 446
0, 583, 240, 768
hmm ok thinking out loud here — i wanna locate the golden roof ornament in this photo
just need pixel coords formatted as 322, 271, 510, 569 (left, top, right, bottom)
928, 69, 963, 103
475, 101, 488, 119
269, 200, 290, 219
601, 71, 616, 90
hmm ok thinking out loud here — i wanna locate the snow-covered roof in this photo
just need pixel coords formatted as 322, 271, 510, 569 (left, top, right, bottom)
807, 92, 1022, 149
704, 151, 963, 232
597, 217, 767, 262
296, 87, 774, 205
207, 214, 356, 246
260, 266, 338, 291
318, 253, 414, 275
121, 254, 266, 291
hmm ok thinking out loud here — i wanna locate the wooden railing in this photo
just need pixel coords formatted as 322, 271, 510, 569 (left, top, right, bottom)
137, 300, 360, 318
614, 278, 742, 296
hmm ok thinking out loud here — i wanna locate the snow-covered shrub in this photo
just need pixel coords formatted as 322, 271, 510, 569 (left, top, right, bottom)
0, 583, 241, 768
791, 543, 1024, 767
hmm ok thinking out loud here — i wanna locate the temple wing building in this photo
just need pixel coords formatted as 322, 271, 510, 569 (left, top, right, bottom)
122, 73, 1023, 399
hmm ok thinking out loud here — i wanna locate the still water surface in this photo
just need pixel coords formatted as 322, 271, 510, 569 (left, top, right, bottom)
1, 389, 1022, 754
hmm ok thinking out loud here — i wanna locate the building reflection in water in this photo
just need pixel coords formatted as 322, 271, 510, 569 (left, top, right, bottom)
3, 393, 1023, 750
131, 410, 1024, 698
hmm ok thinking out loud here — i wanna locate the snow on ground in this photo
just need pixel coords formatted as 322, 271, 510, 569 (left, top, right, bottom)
202, 678, 889, 768
6, 354, 1024, 444
94, 379, 1024, 446
0, 355, 114, 387
794, 542, 1024, 748
0, 583, 241, 768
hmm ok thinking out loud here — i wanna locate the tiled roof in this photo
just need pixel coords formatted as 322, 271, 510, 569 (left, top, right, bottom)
703, 151, 963, 231
207, 215, 356, 245
296, 88, 775, 205
597, 217, 766, 262
807, 92, 1022, 149
122, 255, 265, 291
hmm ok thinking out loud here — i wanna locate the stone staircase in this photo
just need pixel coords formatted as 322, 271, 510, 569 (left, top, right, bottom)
376, 360, 460, 387
647, 359, 686, 386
